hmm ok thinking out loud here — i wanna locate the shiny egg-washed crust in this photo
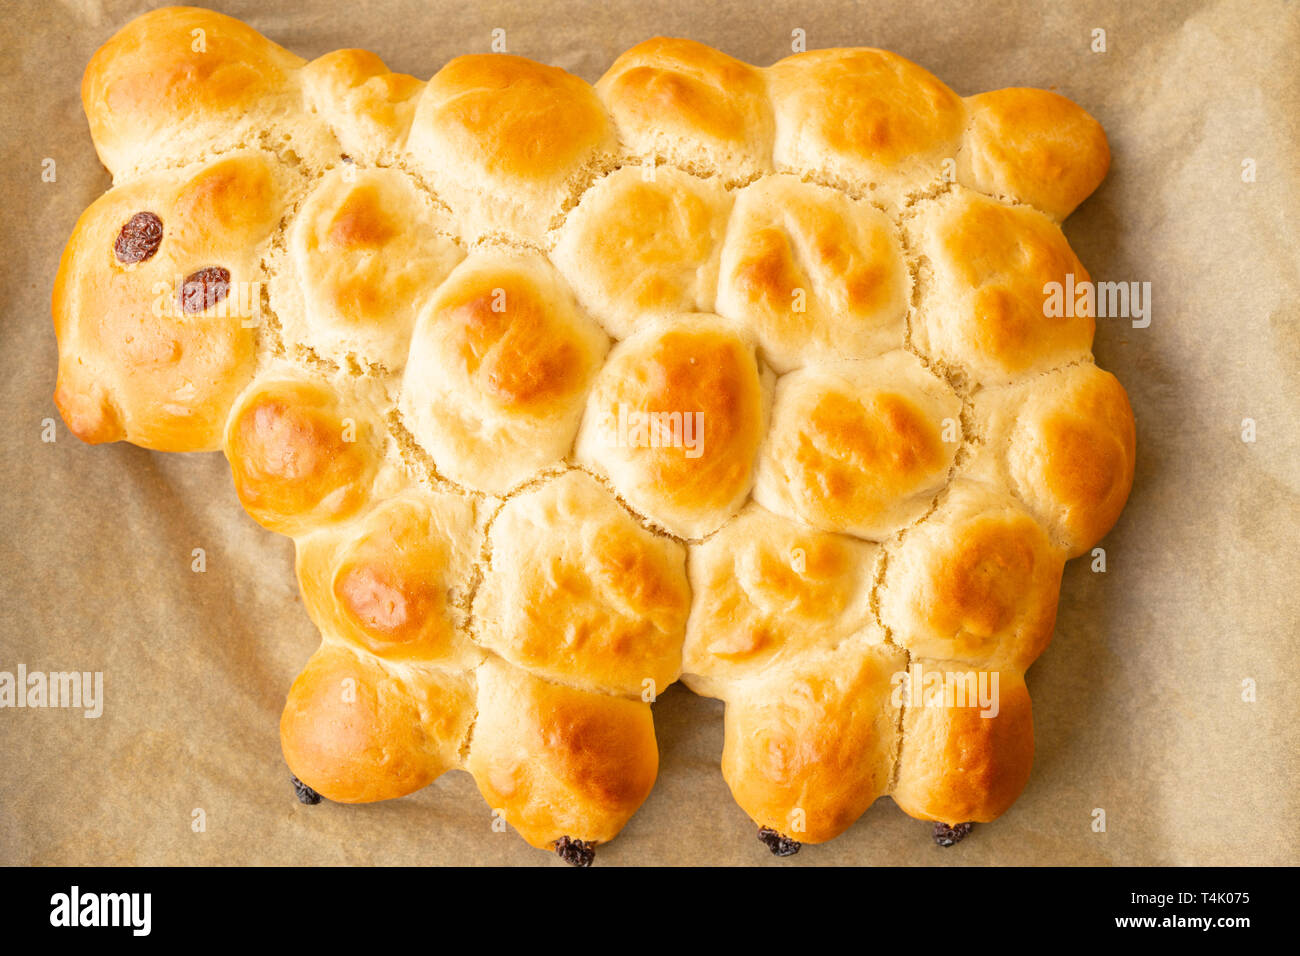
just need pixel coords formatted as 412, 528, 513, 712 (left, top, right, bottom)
55, 6, 1134, 861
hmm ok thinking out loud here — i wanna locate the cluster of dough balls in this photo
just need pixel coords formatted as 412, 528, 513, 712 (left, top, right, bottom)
54, 7, 1134, 863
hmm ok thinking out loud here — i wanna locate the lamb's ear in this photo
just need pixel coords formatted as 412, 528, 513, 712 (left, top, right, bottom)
81, 6, 305, 177
957, 88, 1111, 221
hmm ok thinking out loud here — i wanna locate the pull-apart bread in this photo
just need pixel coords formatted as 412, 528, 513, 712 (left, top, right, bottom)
55, 6, 1133, 864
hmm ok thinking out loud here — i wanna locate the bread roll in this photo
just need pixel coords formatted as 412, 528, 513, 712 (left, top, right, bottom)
767, 48, 965, 204
473, 471, 690, 698
295, 491, 482, 667
551, 166, 732, 339
224, 373, 383, 536
958, 88, 1111, 222
406, 54, 618, 241
575, 315, 767, 538
300, 49, 424, 164
892, 663, 1034, 824
80, 6, 323, 178
399, 249, 609, 495
753, 350, 962, 539
596, 37, 774, 183
681, 505, 878, 697
466, 657, 659, 849
721, 640, 907, 843
280, 643, 475, 803
715, 174, 910, 373
878, 480, 1065, 672
906, 186, 1095, 386
970, 362, 1137, 557
53, 152, 290, 451
280, 165, 463, 371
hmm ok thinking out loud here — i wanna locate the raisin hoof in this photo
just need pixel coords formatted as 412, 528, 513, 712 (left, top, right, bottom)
290, 775, 323, 805
554, 835, 596, 867
757, 826, 801, 857
932, 821, 973, 846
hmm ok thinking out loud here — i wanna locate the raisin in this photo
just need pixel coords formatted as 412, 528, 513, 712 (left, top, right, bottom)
113, 211, 163, 264
553, 835, 595, 867
757, 826, 801, 857
291, 775, 322, 805
178, 266, 232, 314
932, 821, 973, 847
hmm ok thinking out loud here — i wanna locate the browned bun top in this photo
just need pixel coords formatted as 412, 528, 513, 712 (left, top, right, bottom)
721, 641, 907, 843
466, 657, 659, 848
908, 187, 1095, 385
960, 87, 1111, 221
768, 48, 965, 198
596, 37, 774, 182
295, 492, 482, 666
972, 362, 1136, 557
892, 664, 1034, 824
879, 481, 1065, 672
280, 643, 474, 803
474, 471, 690, 698
224, 376, 380, 536
576, 315, 767, 539
81, 6, 308, 176
407, 53, 617, 240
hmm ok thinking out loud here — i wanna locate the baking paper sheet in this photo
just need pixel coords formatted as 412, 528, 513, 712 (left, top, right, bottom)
2, 0, 1297, 865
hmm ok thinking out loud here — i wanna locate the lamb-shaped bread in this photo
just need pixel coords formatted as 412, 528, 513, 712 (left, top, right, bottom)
53, 6, 1134, 864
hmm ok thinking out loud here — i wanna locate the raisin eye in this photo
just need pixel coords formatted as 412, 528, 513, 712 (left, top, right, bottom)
113, 211, 163, 264
179, 266, 232, 314
757, 826, 801, 857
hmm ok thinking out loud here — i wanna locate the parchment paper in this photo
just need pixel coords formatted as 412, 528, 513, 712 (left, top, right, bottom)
2, 0, 1297, 866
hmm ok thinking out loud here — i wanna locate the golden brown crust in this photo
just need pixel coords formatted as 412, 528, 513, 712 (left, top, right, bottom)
295, 492, 482, 666
879, 481, 1065, 672
768, 48, 965, 201
576, 315, 767, 538
280, 643, 474, 803
474, 471, 690, 698
715, 174, 910, 372
908, 186, 1095, 385
81, 6, 309, 176
282, 166, 463, 370
407, 54, 617, 241
300, 49, 424, 162
466, 657, 659, 848
960, 88, 1111, 221
892, 664, 1034, 824
596, 37, 774, 182
551, 166, 732, 340
681, 506, 878, 695
754, 351, 961, 539
722, 641, 906, 843
972, 363, 1137, 558
224, 376, 379, 536
399, 250, 609, 494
